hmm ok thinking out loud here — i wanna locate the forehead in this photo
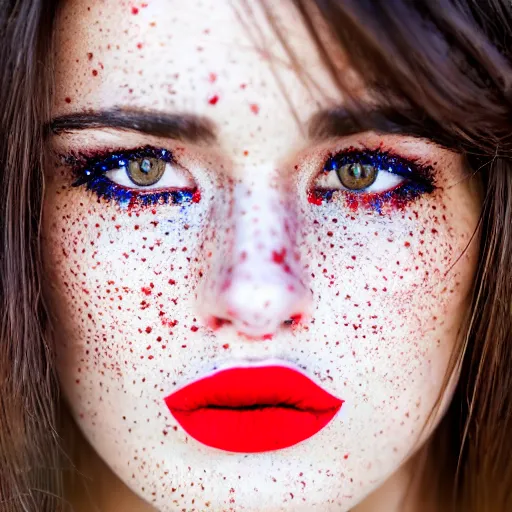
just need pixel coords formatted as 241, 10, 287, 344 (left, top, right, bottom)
53, 0, 341, 156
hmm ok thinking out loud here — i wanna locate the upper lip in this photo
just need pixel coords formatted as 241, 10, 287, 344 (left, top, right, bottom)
164, 363, 343, 412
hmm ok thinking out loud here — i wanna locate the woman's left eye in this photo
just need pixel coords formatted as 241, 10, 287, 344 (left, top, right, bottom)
310, 149, 435, 210
70, 147, 200, 207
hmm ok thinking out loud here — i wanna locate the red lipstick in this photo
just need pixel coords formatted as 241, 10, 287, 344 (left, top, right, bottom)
164, 365, 344, 453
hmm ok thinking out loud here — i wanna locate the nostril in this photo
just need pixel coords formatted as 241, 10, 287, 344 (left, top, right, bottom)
283, 313, 303, 327
206, 316, 232, 331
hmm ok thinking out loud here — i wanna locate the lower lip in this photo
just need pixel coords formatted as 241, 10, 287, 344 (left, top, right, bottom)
169, 406, 341, 453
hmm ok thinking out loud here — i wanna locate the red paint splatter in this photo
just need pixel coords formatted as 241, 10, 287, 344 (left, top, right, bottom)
208, 94, 219, 105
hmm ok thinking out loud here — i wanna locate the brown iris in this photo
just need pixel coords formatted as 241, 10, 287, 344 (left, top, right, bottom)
336, 162, 378, 191
127, 157, 166, 186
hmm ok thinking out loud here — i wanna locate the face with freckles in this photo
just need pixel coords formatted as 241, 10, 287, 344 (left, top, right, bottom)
43, 1, 482, 510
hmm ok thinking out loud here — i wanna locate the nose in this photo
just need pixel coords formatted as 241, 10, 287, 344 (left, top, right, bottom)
198, 179, 311, 339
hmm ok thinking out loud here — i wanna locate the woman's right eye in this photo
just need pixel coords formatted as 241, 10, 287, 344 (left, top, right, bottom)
105, 155, 195, 190
70, 146, 200, 207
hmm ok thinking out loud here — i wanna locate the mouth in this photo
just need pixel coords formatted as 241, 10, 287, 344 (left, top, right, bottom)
164, 364, 344, 453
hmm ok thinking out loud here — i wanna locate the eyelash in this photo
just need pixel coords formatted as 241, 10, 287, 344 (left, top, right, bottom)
67, 146, 434, 212
309, 149, 435, 212
68, 146, 200, 208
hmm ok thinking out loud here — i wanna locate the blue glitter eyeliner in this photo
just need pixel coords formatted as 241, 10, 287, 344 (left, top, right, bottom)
311, 149, 435, 212
69, 146, 199, 208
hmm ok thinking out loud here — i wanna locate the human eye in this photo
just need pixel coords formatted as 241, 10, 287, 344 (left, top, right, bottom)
68, 146, 200, 208
309, 148, 435, 212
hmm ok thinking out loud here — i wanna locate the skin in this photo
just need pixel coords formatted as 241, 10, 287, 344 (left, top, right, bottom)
43, 1, 482, 511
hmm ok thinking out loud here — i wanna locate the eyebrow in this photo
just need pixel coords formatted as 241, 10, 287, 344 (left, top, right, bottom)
309, 106, 456, 150
49, 108, 217, 144
49, 105, 455, 151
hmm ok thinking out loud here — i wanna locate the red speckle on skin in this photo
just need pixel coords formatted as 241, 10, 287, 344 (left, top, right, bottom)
92, 69, 98, 76
87, 52, 93, 60
208, 94, 219, 105
307, 190, 323, 205
168, 279, 176, 285
131, 6, 139, 14
192, 189, 201, 203
137, 42, 143, 49
250, 103, 259, 114
272, 248, 286, 264
65, 97, 72, 104
190, 325, 199, 332
290, 314, 303, 325
208, 72, 217, 83
145, 326, 152, 334
141, 287, 152, 296
404, 241, 411, 247
344, 453, 350, 459
222, 343, 230, 349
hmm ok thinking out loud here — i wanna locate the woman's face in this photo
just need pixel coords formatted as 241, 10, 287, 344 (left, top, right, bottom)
43, 1, 482, 510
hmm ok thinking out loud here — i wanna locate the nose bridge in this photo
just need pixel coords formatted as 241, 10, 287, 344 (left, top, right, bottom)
198, 169, 311, 338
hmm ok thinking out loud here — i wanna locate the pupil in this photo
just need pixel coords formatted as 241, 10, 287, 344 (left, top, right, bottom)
140, 159, 152, 174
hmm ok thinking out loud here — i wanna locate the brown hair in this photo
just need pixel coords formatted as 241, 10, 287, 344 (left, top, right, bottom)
0, 1, 511, 511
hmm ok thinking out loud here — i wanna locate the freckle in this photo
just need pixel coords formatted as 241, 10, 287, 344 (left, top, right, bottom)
92, 69, 98, 76
208, 94, 219, 105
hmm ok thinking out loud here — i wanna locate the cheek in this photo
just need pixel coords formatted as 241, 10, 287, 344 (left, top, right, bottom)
299, 191, 477, 393
41, 180, 214, 374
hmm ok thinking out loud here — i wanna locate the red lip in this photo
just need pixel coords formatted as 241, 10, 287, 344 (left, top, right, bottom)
164, 365, 344, 453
